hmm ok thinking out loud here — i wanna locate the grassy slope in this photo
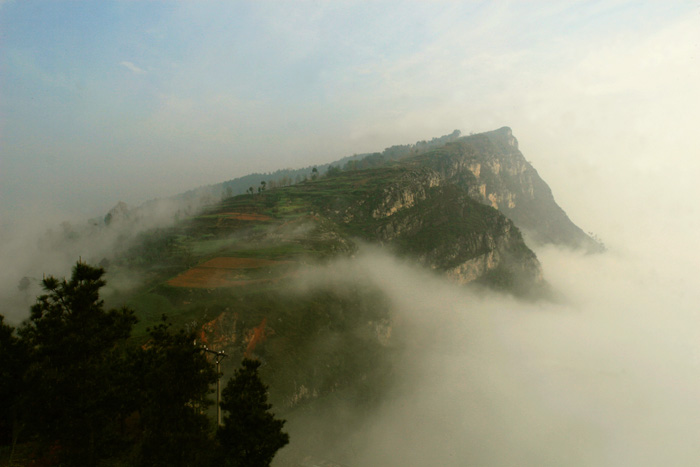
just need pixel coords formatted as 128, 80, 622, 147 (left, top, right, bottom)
112, 153, 534, 350
92, 145, 551, 463
100, 154, 540, 463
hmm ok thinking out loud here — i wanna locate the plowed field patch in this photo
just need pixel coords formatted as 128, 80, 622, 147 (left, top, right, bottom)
167, 257, 292, 288
200, 257, 284, 269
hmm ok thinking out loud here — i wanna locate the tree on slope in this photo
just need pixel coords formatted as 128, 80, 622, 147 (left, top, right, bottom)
133, 317, 218, 467
217, 358, 289, 467
18, 262, 137, 465
0, 315, 29, 455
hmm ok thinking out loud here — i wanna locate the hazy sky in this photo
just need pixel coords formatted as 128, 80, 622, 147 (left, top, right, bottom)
1, 1, 699, 232
2, 4, 700, 463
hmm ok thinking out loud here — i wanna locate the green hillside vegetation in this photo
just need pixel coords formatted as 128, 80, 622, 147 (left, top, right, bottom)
2, 127, 599, 465
0, 263, 289, 466
112, 131, 541, 385
177, 129, 464, 202
59, 142, 534, 463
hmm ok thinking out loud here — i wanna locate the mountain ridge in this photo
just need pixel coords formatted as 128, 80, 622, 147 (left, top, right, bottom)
409, 127, 601, 252
5, 126, 602, 465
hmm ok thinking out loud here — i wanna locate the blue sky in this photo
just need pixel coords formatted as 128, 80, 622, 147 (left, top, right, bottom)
1, 1, 699, 228
4, 4, 700, 456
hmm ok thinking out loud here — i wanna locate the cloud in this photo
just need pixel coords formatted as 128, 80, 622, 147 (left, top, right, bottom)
120, 61, 146, 74
285, 240, 700, 466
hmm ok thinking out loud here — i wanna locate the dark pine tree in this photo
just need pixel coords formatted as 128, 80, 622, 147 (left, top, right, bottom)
18, 262, 137, 466
132, 316, 218, 467
0, 315, 29, 455
217, 358, 289, 467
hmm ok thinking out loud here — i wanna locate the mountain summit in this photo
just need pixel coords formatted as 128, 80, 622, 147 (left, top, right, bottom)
414, 127, 601, 252
107, 127, 599, 298
9, 126, 601, 465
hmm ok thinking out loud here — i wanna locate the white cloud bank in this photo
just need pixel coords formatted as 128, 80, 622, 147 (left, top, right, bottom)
288, 241, 700, 466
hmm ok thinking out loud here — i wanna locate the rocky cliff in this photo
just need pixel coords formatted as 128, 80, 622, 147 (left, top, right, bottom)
292, 162, 543, 293
107, 126, 599, 451
412, 127, 602, 252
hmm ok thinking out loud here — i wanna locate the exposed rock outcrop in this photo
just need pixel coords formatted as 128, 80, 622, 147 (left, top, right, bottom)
413, 127, 602, 252
315, 166, 544, 292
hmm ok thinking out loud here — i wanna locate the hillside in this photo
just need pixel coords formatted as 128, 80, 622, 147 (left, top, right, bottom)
74, 127, 598, 463
1, 127, 598, 464
410, 127, 602, 251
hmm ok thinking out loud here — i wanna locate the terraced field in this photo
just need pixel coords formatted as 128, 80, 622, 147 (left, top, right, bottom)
219, 212, 272, 221
168, 257, 294, 288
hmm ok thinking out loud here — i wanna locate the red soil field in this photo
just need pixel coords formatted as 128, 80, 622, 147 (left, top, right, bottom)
167, 257, 292, 288
201, 257, 284, 269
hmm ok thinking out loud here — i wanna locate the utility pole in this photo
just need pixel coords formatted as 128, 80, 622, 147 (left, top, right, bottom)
201, 346, 228, 426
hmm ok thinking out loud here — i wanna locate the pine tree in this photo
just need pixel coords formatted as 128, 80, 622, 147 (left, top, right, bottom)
0, 315, 29, 453
18, 262, 137, 465
133, 317, 218, 467
4, 262, 225, 465
217, 358, 289, 467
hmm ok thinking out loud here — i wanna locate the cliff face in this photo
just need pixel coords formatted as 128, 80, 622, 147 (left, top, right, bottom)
368, 183, 542, 291
305, 163, 543, 292
110, 126, 592, 298
296, 125, 597, 290
110, 126, 597, 459
413, 127, 602, 252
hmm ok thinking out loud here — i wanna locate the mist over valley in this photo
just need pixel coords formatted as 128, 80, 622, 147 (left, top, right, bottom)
3, 124, 700, 465
2, 2, 700, 465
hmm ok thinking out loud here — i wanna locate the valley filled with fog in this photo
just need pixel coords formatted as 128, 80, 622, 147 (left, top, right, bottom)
2, 119, 698, 466
283, 235, 700, 466
2, 2, 699, 465
2, 115, 699, 466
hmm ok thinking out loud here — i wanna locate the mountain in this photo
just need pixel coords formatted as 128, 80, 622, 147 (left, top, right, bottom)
21, 127, 599, 464
175, 129, 465, 202
415, 127, 602, 251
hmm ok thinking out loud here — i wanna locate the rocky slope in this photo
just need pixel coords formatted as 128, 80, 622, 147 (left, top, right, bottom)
304, 166, 543, 293
413, 127, 602, 251
96, 126, 599, 464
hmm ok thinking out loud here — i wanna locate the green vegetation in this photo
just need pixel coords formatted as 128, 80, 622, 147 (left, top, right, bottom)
0, 315, 28, 454
217, 359, 289, 467
127, 292, 175, 335
16, 262, 137, 466
174, 129, 464, 205
0, 263, 288, 467
4, 126, 576, 464
97, 134, 542, 415
131, 317, 218, 467
0, 125, 609, 466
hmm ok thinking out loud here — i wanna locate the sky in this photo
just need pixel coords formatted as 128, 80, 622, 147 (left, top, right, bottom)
1, 0, 698, 231
2, 3, 700, 464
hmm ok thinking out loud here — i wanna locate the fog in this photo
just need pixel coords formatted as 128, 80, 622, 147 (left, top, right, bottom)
284, 237, 700, 465
0, 196, 206, 323
2, 2, 700, 464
